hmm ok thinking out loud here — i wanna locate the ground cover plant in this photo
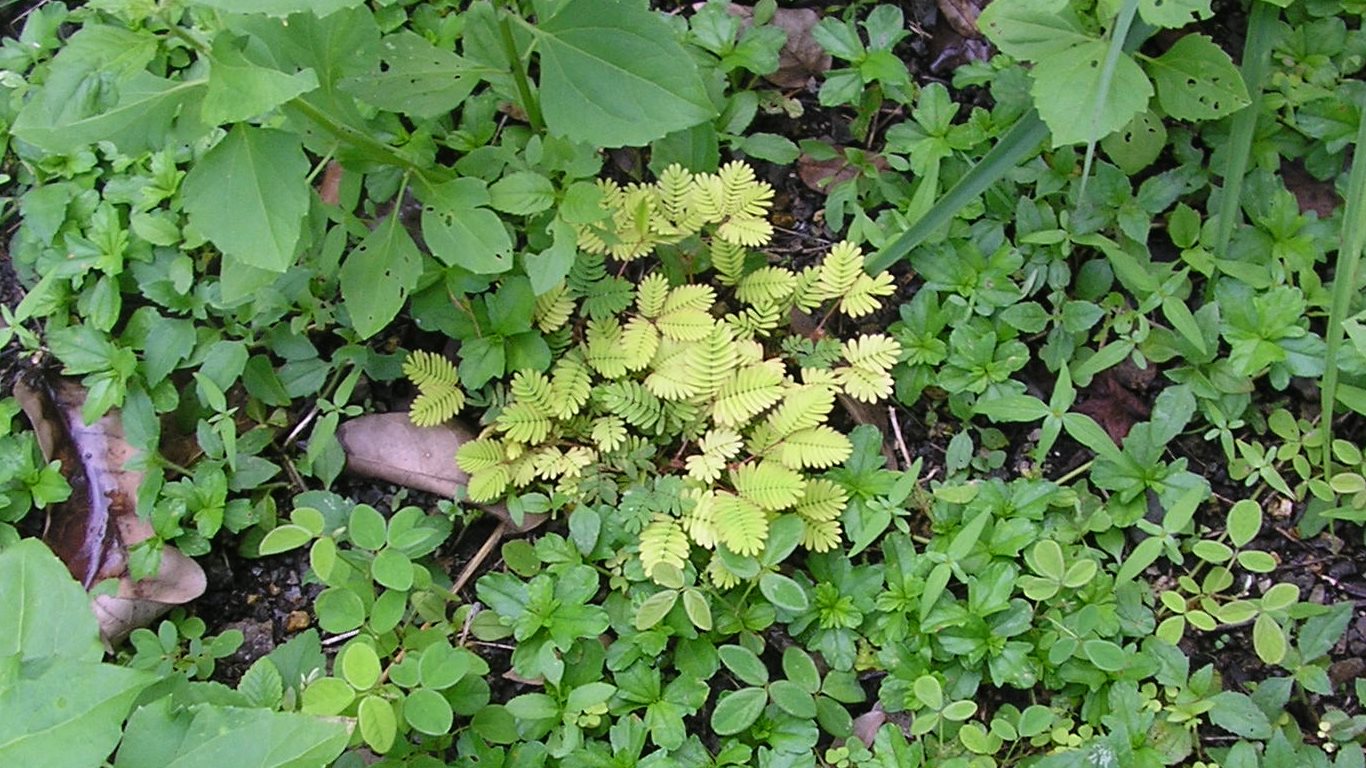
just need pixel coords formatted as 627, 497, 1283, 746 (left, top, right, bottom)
0, 0, 1364, 766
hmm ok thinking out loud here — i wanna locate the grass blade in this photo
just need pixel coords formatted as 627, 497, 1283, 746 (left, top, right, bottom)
866, 110, 1049, 273
1078, 0, 1141, 198
1321, 99, 1366, 475
1211, 1, 1279, 260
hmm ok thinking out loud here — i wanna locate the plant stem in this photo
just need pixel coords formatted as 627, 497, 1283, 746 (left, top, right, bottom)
501, 10, 545, 134
284, 99, 449, 182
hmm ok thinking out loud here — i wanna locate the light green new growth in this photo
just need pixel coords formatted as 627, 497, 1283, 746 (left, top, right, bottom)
420, 162, 901, 585
403, 350, 465, 427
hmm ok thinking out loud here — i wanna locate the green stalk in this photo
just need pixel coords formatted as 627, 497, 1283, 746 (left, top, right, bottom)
1212, 1, 1278, 260
866, 111, 1050, 273
501, 10, 545, 134
1320, 102, 1366, 476
283, 99, 450, 182
1078, 0, 1140, 198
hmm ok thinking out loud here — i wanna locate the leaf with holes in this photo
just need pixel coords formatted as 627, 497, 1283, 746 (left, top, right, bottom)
340, 212, 422, 339
421, 203, 513, 274
1031, 42, 1152, 146
1148, 34, 1249, 122
341, 31, 480, 119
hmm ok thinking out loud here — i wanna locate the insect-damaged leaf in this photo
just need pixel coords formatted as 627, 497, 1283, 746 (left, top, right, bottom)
183, 126, 311, 273
340, 212, 422, 339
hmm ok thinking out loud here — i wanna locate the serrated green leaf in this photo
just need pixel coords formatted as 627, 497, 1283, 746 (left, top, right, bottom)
340, 211, 422, 339
531, 0, 717, 147
183, 126, 310, 273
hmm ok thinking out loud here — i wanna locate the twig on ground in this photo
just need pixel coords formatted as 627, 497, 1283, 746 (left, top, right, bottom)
451, 521, 508, 595
888, 406, 913, 471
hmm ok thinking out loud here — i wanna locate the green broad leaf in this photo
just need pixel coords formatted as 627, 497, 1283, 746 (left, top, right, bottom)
974, 394, 1049, 422
340, 211, 422, 340
358, 695, 397, 753
0, 539, 103, 663
12, 71, 207, 155
912, 675, 943, 710
301, 677, 356, 716
1260, 583, 1299, 613
1252, 613, 1287, 666
710, 688, 767, 736
421, 203, 513, 274
1161, 295, 1208, 355
505, 692, 559, 721
1206, 691, 1272, 739
976, 0, 1093, 60
258, 524, 315, 556
404, 688, 454, 736
1081, 639, 1127, 671
370, 548, 413, 591
759, 572, 809, 612
737, 133, 800, 164
942, 700, 978, 721
531, 0, 717, 148
1297, 602, 1352, 661
341, 643, 382, 690
182, 126, 310, 273
682, 588, 712, 631
489, 171, 556, 216
340, 31, 480, 119
719, 645, 769, 687
921, 562, 952, 621
1148, 35, 1249, 121
419, 643, 473, 690
782, 647, 821, 694
314, 587, 365, 633
1031, 42, 1152, 147
1138, 0, 1211, 29
1062, 412, 1123, 463
1, 660, 155, 768
459, 337, 506, 390
1116, 535, 1164, 584
203, 38, 319, 124
768, 680, 817, 719
634, 590, 678, 630
187, 0, 365, 16
1101, 109, 1167, 174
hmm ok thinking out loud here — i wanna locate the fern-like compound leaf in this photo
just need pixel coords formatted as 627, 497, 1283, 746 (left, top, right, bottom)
636, 273, 670, 318
712, 362, 786, 426
685, 427, 743, 483
814, 241, 864, 301
801, 518, 841, 552
655, 307, 714, 341
711, 240, 747, 285
510, 370, 555, 415
621, 317, 661, 371
765, 384, 836, 439
836, 364, 895, 403
736, 266, 797, 307
549, 355, 593, 419
663, 284, 716, 314
690, 324, 739, 399
717, 215, 773, 247
598, 380, 664, 433
793, 478, 849, 522
731, 461, 807, 511
842, 334, 903, 371
645, 338, 701, 401
496, 402, 553, 445
684, 490, 719, 550
712, 493, 769, 557
591, 416, 628, 453
404, 350, 465, 427
456, 438, 506, 473
466, 465, 510, 503
640, 515, 691, 581
585, 317, 629, 378
657, 164, 694, 222
774, 426, 854, 470
533, 282, 576, 332
840, 272, 897, 318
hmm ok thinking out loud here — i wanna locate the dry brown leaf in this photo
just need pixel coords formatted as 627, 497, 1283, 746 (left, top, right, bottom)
797, 150, 890, 195
337, 413, 545, 532
936, 0, 983, 38
15, 374, 206, 645
851, 705, 887, 747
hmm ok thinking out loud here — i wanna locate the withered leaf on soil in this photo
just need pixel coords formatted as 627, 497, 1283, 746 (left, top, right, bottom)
336, 412, 545, 532
797, 151, 891, 195
936, 0, 984, 38
14, 373, 206, 646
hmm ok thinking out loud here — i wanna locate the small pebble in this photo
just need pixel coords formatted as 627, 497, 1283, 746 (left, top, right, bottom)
285, 610, 311, 633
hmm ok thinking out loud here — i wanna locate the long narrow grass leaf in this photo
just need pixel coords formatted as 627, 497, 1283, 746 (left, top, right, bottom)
1212, 1, 1278, 260
867, 111, 1049, 273
1079, 0, 1140, 197
1321, 97, 1366, 475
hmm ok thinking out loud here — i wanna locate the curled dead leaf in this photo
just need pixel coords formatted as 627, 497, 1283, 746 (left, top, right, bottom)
15, 373, 206, 646
336, 413, 545, 533
852, 704, 887, 747
797, 150, 890, 195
